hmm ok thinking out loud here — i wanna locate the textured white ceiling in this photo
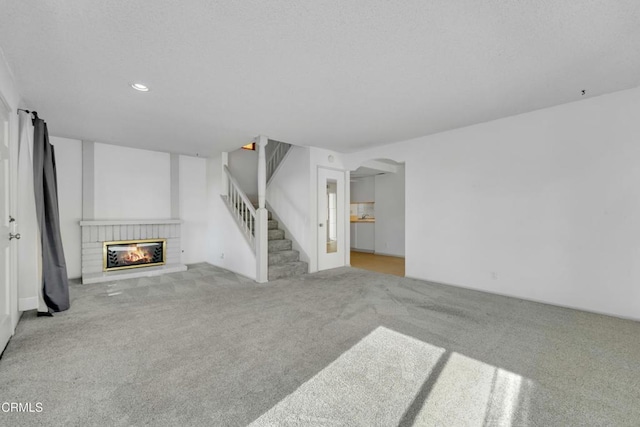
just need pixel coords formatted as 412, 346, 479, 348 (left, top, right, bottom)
1, 1, 639, 156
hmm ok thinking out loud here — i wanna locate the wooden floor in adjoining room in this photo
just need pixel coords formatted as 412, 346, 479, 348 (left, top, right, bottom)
350, 251, 405, 277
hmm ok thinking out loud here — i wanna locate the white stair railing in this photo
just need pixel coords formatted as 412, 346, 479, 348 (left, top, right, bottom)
221, 135, 270, 283
266, 141, 292, 184
223, 165, 256, 249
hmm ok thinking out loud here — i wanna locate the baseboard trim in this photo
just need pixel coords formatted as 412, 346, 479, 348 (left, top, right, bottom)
403, 275, 640, 322
206, 262, 256, 282
18, 297, 38, 312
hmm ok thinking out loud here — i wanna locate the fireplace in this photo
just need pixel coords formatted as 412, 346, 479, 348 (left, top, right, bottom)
103, 239, 166, 271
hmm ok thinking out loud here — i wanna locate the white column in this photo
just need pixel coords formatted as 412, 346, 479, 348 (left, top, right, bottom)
257, 135, 268, 209
255, 208, 269, 283
81, 140, 95, 220
255, 135, 269, 282
170, 154, 180, 219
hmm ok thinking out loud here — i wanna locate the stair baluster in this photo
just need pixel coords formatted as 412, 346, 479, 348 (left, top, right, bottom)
223, 165, 256, 248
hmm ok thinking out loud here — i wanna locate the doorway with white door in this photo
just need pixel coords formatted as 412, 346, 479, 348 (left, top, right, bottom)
317, 167, 346, 271
0, 96, 14, 353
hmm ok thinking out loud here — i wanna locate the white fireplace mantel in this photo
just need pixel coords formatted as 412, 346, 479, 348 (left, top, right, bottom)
80, 219, 183, 226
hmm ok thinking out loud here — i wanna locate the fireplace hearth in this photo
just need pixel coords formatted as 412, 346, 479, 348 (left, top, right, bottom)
103, 239, 166, 271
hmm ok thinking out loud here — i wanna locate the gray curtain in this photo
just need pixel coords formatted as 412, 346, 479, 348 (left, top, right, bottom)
33, 117, 70, 312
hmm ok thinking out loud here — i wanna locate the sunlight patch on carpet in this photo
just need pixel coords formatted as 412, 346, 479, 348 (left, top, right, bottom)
250, 327, 445, 426
250, 326, 533, 426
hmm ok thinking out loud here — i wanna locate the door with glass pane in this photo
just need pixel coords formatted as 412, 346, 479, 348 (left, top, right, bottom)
317, 168, 345, 271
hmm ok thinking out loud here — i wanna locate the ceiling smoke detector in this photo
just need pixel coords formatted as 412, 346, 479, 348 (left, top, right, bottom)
130, 83, 150, 92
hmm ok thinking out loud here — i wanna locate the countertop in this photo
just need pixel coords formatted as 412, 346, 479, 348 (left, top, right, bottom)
350, 217, 375, 223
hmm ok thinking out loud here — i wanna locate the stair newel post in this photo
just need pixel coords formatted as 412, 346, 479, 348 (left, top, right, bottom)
257, 135, 268, 210
256, 135, 269, 283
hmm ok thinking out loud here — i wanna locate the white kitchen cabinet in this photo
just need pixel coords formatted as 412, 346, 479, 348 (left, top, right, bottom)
350, 223, 356, 248
350, 176, 375, 202
352, 222, 375, 252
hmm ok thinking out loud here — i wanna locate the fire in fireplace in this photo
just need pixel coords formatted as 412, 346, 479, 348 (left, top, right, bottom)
103, 239, 166, 271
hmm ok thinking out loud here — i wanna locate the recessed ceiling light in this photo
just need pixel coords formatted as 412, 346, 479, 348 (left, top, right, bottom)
130, 83, 149, 92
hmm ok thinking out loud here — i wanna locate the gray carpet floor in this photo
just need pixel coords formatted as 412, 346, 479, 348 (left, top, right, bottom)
1, 263, 639, 426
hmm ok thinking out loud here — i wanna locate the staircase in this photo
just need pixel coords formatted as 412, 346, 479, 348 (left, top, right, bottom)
266, 210, 307, 280
223, 136, 305, 282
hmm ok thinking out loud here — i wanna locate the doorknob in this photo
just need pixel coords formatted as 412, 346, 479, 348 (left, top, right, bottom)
9, 233, 20, 240
319, 223, 324, 227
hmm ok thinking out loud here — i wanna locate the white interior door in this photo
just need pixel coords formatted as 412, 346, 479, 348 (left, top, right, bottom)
0, 100, 13, 352
317, 168, 345, 271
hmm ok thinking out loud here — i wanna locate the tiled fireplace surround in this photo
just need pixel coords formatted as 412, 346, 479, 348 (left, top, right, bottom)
79, 219, 187, 284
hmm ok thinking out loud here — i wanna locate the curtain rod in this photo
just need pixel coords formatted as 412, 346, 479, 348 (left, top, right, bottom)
17, 108, 38, 118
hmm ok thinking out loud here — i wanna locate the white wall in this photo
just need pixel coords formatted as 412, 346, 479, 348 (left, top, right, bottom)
50, 137, 82, 278
94, 143, 171, 219
179, 155, 208, 264
346, 86, 640, 320
266, 145, 311, 265
374, 166, 405, 257
205, 154, 256, 279
228, 148, 258, 201
47, 141, 208, 275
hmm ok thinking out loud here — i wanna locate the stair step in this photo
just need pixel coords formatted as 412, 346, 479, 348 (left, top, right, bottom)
268, 229, 285, 240
268, 261, 308, 281
268, 219, 278, 230
268, 239, 292, 252
249, 204, 272, 219
268, 250, 300, 266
